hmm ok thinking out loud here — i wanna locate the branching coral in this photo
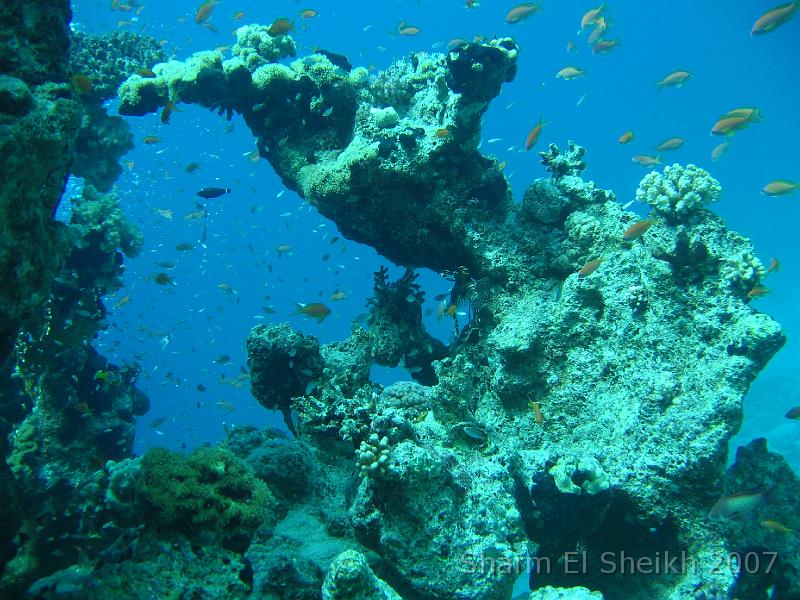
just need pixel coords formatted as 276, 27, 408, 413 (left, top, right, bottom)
722, 250, 766, 292
539, 140, 587, 179
635, 163, 721, 221
355, 433, 395, 479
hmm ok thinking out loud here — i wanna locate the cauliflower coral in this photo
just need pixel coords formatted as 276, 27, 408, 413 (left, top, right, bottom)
635, 163, 721, 221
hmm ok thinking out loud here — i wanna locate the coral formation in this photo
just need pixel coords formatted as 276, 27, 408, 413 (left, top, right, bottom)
636, 163, 722, 221
118, 33, 519, 273
136, 446, 277, 545
322, 550, 402, 600
0, 77, 80, 362
71, 103, 134, 192
68, 30, 166, 101
1, 20, 793, 600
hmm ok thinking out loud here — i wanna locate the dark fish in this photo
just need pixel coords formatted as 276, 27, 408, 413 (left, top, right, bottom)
314, 48, 352, 72
196, 187, 231, 199
785, 406, 800, 419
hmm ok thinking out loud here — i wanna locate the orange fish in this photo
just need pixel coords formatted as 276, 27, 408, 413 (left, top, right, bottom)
580, 5, 605, 30
711, 115, 750, 136
762, 180, 799, 196
233, 11, 245, 20
618, 130, 634, 144
709, 489, 772, 520
751, 1, 799, 35
137, 68, 156, 78
632, 154, 661, 167
724, 107, 762, 122
299, 9, 318, 18
656, 70, 692, 90
578, 257, 603, 279
566, 40, 578, 53
435, 128, 451, 138
143, 135, 160, 144
525, 117, 546, 150
654, 137, 685, 152
768, 257, 780, 273
296, 302, 331, 323
592, 38, 620, 54
201, 21, 219, 33
623, 218, 656, 241
747, 286, 770, 299
161, 96, 180, 124
329, 290, 347, 301
528, 400, 544, 424
710, 141, 730, 162
556, 65, 586, 79
397, 21, 421, 36
195, 0, 216, 24
114, 296, 131, 309
505, 2, 542, 24
268, 18, 293, 36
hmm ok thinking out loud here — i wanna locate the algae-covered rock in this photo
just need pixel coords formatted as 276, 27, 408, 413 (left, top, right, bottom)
137, 446, 278, 546
0, 82, 81, 361
322, 550, 402, 600
0, 0, 72, 85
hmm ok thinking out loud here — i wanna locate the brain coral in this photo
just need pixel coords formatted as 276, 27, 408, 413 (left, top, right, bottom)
635, 163, 721, 221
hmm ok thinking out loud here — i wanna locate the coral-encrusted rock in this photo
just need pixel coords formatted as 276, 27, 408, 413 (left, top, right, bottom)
72, 104, 134, 192
0, 83, 81, 362
445, 37, 519, 102
117, 36, 518, 274
322, 550, 402, 600
247, 323, 325, 417
116, 27, 791, 597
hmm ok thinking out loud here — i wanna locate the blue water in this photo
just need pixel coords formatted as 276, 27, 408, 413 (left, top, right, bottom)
70, 1, 800, 467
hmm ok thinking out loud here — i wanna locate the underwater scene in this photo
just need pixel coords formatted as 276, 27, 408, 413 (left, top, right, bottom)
1, 0, 799, 598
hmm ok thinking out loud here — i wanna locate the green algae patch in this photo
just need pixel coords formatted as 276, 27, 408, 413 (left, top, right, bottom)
138, 447, 277, 547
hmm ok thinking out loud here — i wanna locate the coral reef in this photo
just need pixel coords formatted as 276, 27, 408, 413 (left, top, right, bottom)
3, 24, 792, 600
0, 0, 72, 85
0, 6, 85, 583
1, 186, 148, 595
71, 103, 134, 192
237, 142, 785, 599
118, 33, 519, 273
0, 77, 80, 363
68, 30, 166, 102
